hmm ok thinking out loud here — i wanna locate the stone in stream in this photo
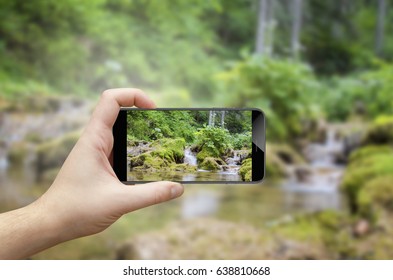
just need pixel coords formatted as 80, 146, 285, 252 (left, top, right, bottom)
294, 165, 312, 182
353, 219, 370, 237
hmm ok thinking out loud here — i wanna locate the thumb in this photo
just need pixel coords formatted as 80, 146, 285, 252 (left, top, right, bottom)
119, 181, 184, 213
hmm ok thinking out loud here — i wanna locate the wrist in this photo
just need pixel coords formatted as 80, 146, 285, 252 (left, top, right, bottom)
0, 199, 64, 259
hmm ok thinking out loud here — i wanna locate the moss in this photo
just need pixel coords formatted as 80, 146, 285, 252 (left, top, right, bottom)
265, 144, 287, 179
362, 117, 393, 145
170, 163, 197, 172
340, 146, 393, 213
129, 153, 152, 168
130, 138, 186, 169
25, 132, 44, 143
8, 142, 29, 166
151, 138, 185, 163
35, 130, 80, 180
349, 145, 393, 162
199, 157, 221, 170
196, 146, 220, 164
358, 175, 393, 221
239, 158, 252, 181
269, 143, 304, 165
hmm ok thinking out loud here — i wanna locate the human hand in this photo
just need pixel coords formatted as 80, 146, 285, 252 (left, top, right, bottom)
40, 88, 184, 239
0, 89, 184, 259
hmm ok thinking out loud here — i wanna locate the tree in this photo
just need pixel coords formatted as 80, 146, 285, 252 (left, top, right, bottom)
255, 0, 274, 56
375, 0, 386, 56
256, 0, 268, 55
291, 0, 303, 58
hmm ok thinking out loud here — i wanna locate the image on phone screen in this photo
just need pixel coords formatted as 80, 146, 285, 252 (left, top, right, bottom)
113, 108, 265, 183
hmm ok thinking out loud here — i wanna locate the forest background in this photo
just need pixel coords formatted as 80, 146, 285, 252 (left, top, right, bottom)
0, 0, 393, 259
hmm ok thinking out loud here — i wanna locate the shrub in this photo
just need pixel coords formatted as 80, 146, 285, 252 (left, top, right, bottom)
195, 126, 231, 162
216, 56, 319, 141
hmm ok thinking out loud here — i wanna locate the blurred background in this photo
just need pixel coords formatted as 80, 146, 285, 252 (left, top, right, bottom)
0, 0, 393, 259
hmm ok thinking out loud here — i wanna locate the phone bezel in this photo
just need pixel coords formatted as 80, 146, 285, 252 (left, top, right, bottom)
113, 108, 265, 184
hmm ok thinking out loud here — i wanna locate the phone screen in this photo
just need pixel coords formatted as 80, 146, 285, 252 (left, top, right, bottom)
113, 108, 265, 183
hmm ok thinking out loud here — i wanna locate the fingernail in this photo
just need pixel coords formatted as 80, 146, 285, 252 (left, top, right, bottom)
171, 183, 183, 198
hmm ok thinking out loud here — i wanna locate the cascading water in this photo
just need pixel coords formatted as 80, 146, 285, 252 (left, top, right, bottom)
184, 148, 197, 166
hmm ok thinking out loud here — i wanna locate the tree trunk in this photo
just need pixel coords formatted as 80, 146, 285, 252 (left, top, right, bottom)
291, 0, 303, 59
375, 0, 386, 56
208, 111, 215, 127
255, 0, 268, 55
266, 0, 275, 56
221, 111, 225, 128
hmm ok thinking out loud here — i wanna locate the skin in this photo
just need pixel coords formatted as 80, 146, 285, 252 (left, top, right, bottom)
0, 88, 184, 259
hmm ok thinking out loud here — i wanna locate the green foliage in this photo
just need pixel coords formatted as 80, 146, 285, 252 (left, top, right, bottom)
321, 65, 393, 121
231, 131, 251, 150
217, 56, 319, 140
195, 126, 231, 161
127, 111, 196, 143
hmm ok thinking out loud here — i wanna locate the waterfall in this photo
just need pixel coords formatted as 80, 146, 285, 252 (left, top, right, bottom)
184, 148, 197, 166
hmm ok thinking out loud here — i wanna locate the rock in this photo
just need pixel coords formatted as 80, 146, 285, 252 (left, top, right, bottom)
199, 157, 221, 171
294, 166, 312, 182
8, 142, 30, 166
353, 219, 370, 237
340, 146, 393, 214
239, 158, 252, 181
362, 117, 393, 146
35, 130, 81, 181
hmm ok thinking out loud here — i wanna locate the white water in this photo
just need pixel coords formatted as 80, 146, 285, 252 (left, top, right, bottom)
281, 126, 345, 211
184, 148, 197, 166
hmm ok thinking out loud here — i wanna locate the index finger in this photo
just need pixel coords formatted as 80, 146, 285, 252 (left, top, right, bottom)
90, 88, 156, 131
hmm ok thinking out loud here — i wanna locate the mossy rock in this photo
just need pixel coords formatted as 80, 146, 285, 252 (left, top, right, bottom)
358, 175, 393, 221
170, 163, 197, 172
265, 144, 287, 179
129, 153, 150, 168
35, 131, 80, 181
130, 138, 186, 169
152, 138, 185, 163
269, 143, 304, 165
349, 145, 393, 162
130, 153, 168, 170
199, 157, 221, 171
362, 117, 393, 145
340, 146, 393, 214
271, 210, 355, 259
196, 146, 220, 164
8, 142, 30, 166
239, 158, 252, 181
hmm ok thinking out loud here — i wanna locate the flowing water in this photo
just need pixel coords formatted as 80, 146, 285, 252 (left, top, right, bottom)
180, 126, 346, 223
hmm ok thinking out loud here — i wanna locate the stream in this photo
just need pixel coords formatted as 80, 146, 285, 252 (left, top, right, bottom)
128, 147, 244, 182
181, 126, 346, 222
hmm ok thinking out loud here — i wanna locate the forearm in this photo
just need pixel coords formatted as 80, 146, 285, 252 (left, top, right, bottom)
0, 199, 62, 259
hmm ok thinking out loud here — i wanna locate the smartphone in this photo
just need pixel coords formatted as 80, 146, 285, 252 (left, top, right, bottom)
113, 108, 265, 184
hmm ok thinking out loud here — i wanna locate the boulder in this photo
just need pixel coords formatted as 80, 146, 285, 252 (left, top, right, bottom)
199, 157, 221, 171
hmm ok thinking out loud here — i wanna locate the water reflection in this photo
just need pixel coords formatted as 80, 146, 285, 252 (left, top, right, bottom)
128, 169, 242, 182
